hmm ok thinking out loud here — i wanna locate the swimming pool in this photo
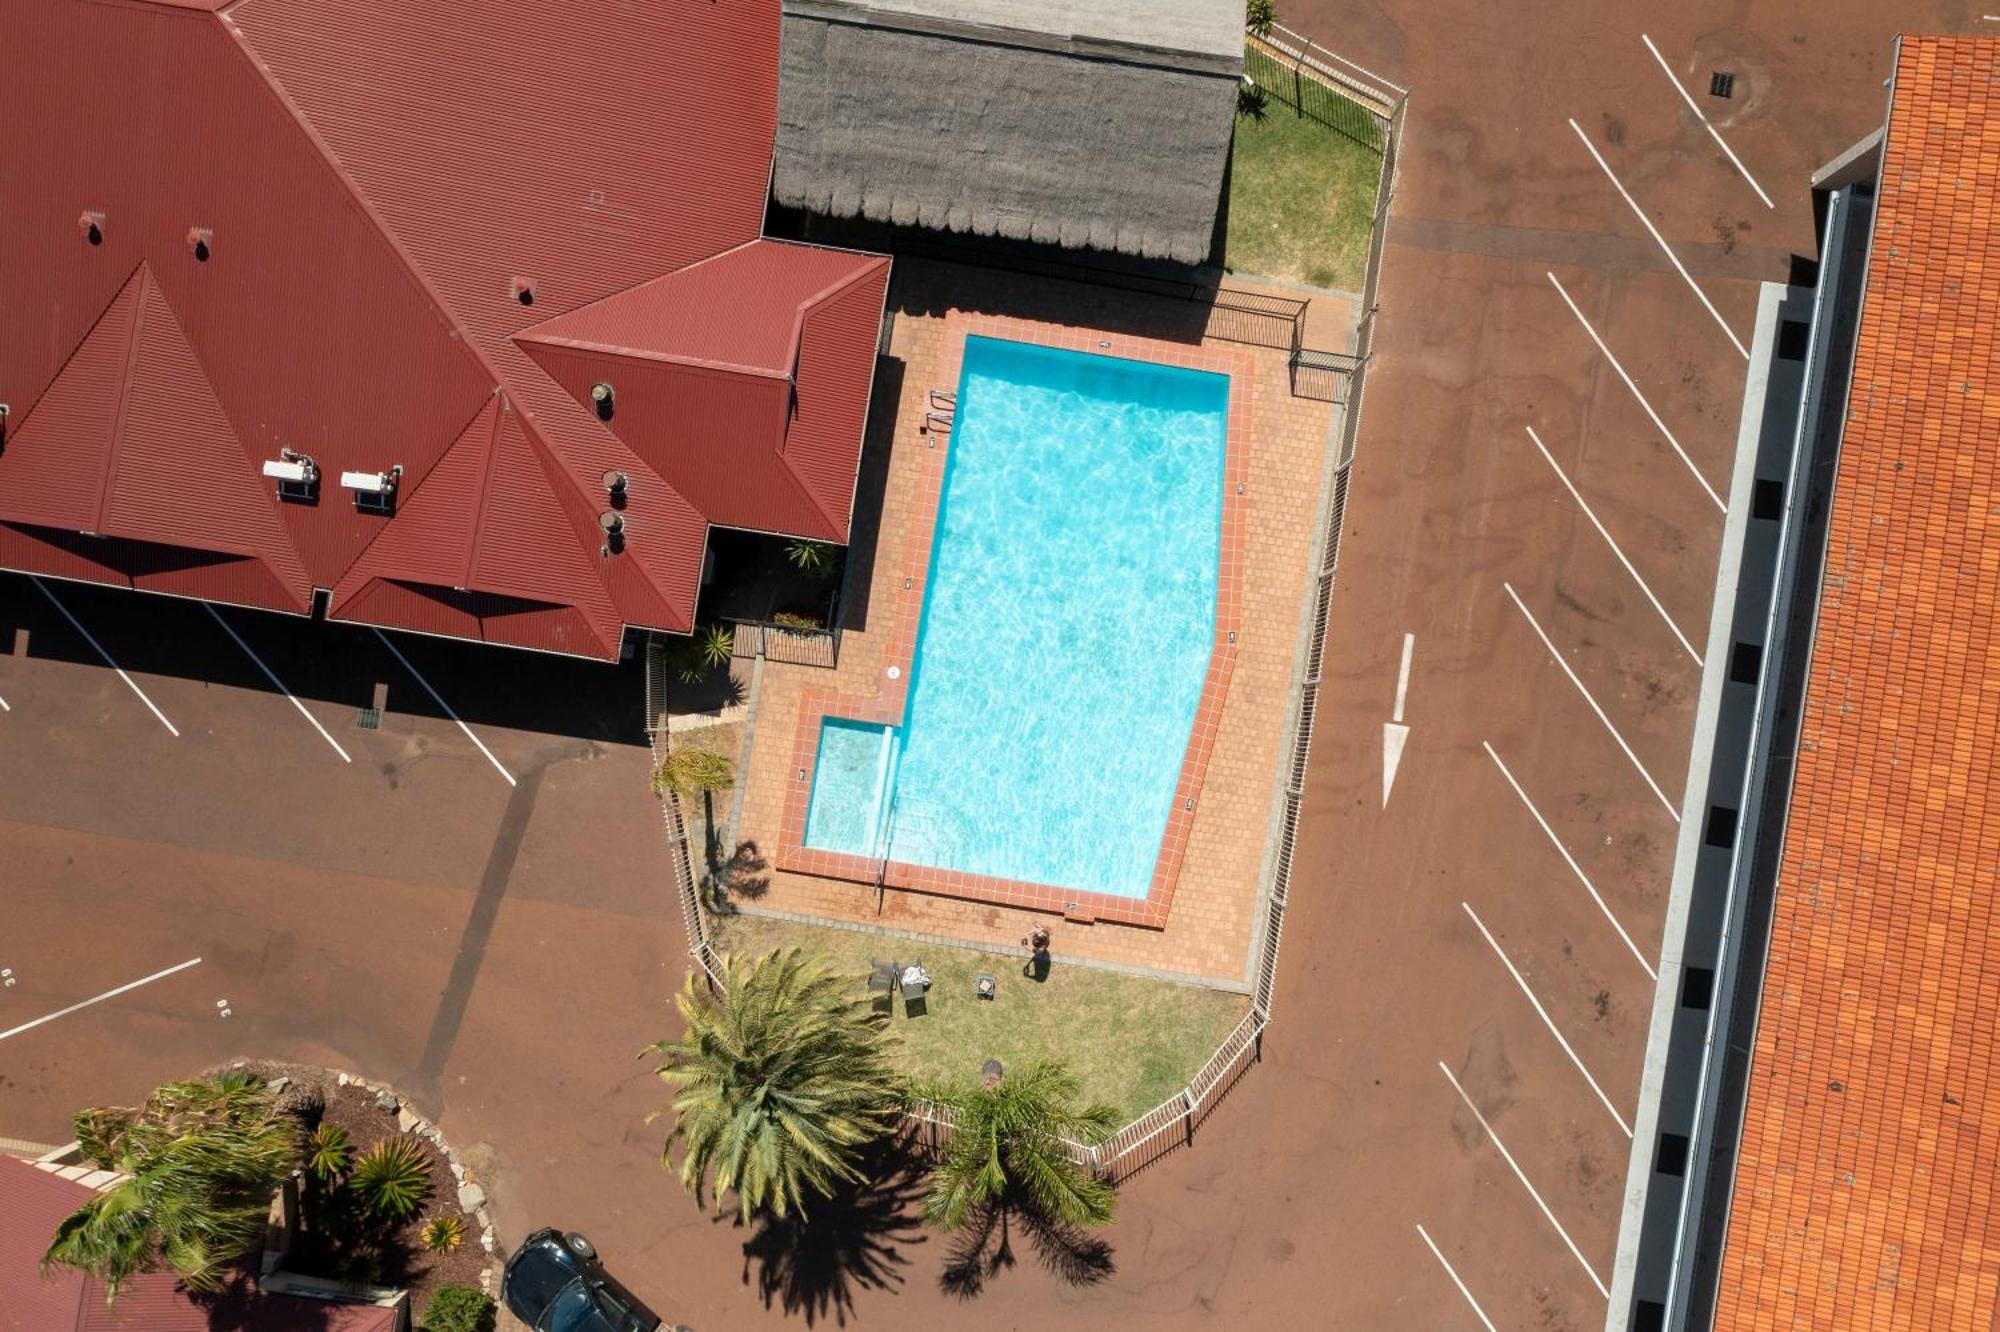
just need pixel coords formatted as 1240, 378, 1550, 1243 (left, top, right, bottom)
803, 334, 1230, 899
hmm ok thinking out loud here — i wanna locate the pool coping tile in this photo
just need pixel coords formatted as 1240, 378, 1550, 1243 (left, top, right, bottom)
772, 312, 1252, 931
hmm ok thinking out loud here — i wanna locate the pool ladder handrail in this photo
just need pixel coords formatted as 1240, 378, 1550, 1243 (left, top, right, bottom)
923, 387, 955, 439
873, 795, 898, 915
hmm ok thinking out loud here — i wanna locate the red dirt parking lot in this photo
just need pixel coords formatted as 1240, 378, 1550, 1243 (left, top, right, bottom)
0, 2, 1977, 1329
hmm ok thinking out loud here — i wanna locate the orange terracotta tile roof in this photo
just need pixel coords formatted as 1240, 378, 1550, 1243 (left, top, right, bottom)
1713, 35, 2000, 1332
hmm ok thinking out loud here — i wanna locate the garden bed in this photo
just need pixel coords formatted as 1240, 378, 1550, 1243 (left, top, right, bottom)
706, 913, 1250, 1121
238, 1062, 495, 1321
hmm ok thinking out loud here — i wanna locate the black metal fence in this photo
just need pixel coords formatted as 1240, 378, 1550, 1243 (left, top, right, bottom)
1290, 347, 1360, 404
729, 617, 841, 670
1245, 24, 1406, 151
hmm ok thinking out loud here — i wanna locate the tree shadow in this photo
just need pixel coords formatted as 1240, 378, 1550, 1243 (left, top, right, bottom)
938, 1197, 1115, 1300
735, 1139, 929, 1326
717, 840, 770, 902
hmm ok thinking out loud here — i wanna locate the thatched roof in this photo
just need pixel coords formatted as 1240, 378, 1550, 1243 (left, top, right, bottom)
774, 0, 1240, 266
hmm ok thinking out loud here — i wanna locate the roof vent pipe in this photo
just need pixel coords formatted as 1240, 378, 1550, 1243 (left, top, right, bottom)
598, 509, 625, 557
78, 211, 105, 246
186, 227, 213, 262
590, 382, 615, 422
0, 403, 9, 448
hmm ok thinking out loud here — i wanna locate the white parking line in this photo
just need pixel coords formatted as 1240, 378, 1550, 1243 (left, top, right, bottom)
1568, 117, 1749, 359
30, 576, 179, 736
1502, 582, 1679, 820
1523, 425, 1703, 665
1462, 901, 1638, 1133
1439, 1060, 1610, 1299
203, 605, 351, 763
1546, 272, 1725, 512
1639, 35, 1776, 209
0, 958, 203, 1042
370, 628, 517, 787
1484, 743, 1658, 979
1416, 1225, 1499, 1331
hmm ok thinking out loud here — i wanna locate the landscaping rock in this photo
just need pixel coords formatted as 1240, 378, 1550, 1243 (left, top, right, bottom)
266, 1076, 290, 1094
397, 1107, 420, 1133
375, 1091, 398, 1113
457, 1182, 486, 1212
451, 1162, 466, 1183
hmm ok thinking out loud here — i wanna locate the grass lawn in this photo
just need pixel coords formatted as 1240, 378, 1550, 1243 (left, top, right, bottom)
707, 912, 1250, 1122
1223, 94, 1385, 291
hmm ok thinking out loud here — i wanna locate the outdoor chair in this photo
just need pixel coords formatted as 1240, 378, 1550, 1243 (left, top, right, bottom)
900, 961, 931, 1017
867, 959, 899, 1017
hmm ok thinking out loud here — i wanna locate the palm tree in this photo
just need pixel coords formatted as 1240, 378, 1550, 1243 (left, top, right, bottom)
44, 1072, 300, 1302
650, 744, 734, 802
914, 1059, 1120, 1234
645, 947, 900, 1222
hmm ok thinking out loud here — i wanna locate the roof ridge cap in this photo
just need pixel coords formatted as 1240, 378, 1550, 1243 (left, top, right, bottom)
94, 262, 155, 536
216, 10, 500, 393
462, 393, 507, 590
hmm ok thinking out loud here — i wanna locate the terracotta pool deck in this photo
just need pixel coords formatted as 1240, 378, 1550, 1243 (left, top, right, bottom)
725, 262, 1338, 987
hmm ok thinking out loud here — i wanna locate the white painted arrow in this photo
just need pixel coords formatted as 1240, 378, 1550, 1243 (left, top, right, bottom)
1383, 632, 1415, 807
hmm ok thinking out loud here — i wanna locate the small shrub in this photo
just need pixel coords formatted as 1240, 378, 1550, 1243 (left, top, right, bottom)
348, 1138, 431, 1221
651, 745, 735, 801
771, 609, 824, 632
421, 1214, 465, 1252
1247, 0, 1276, 36
785, 539, 835, 575
699, 624, 734, 669
1237, 81, 1270, 121
419, 1285, 497, 1332
306, 1123, 351, 1182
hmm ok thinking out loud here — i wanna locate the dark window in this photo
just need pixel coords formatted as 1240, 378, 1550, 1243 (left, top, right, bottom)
1705, 806, 1739, 849
1729, 641, 1763, 685
1777, 319, 1811, 360
1752, 478, 1784, 521
1682, 966, 1715, 1011
1656, 1131, 1691, 1177
1634, 1299, 1667, 1332
1709, 71, 1735, 98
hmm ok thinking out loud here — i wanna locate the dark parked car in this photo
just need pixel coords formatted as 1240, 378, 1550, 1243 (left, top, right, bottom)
502, 1229, 665, 1332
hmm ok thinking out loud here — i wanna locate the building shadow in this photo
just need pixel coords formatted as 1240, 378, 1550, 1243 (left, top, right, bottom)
833, 354, 904, 639
0, 569, 646, 744
735, 1138, 929, 1326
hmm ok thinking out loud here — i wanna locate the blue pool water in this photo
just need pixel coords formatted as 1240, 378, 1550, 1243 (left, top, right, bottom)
803, 335, 1228, 898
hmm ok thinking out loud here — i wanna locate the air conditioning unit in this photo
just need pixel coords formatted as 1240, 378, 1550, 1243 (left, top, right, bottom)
341, 464, 403, 515
262, 449, 318, 502
340, 469, 395, 494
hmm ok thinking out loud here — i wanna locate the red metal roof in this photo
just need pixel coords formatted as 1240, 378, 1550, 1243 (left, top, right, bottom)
0, 0, 889, 658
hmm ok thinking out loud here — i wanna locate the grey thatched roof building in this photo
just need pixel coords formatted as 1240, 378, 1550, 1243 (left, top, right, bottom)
774, 0, 1242, 266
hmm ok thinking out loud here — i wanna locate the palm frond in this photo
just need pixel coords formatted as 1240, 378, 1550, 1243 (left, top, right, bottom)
648, 948, 898, 1222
